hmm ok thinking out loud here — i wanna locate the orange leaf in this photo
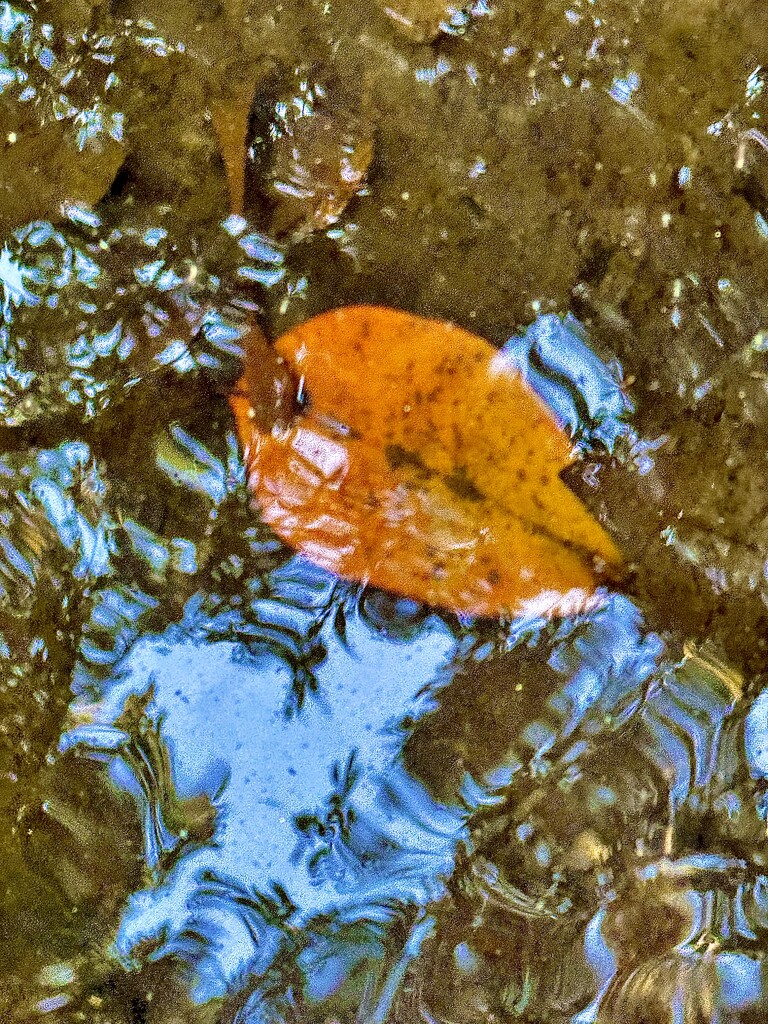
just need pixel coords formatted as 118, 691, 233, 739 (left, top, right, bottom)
230, 306, 623, 618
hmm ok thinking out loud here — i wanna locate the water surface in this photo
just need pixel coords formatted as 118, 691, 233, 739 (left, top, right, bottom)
2, 2, 768, 1021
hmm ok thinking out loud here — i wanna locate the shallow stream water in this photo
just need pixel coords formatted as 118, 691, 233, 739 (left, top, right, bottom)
3, 2, 768, 1021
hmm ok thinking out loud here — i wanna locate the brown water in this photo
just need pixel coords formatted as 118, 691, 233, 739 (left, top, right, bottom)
2, 1, 768, 1021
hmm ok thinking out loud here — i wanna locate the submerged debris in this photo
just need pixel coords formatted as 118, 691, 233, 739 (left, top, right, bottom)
244, 71, 373, 241
378, 0, 484, 43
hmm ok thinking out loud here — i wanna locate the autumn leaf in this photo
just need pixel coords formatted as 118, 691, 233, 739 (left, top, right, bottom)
210, 82, 254, 217
230, 305, 623, 619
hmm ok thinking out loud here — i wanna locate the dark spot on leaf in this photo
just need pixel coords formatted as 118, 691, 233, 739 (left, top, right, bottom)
444, 466, 484, 502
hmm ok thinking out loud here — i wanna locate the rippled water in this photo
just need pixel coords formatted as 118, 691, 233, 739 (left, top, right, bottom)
3, 1, 768, 1021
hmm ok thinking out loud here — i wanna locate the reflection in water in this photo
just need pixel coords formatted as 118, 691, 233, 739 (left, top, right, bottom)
65, 594, 461, 1004
14, 316, 756, 1022
3, 232, 768, 1020
0, 208, 281, 427
501, 313, 634, 456
61, 570, 768, 1021
3, 3, 768, 1019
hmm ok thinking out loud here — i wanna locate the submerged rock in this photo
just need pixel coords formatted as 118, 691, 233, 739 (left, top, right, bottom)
245, 69, 373, 241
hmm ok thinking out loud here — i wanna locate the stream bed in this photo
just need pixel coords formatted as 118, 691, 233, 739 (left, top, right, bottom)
2, 1, 768, 1021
